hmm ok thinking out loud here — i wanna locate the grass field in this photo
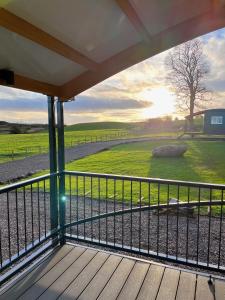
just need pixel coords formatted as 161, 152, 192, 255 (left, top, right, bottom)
66, 140, 225, 183
0, 128, 128, 163
64, 140, 225, 208
25, 140, 225, 214
0, 121, 177, 163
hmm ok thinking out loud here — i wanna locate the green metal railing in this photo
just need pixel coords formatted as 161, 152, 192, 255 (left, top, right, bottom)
0, 171, 225, 285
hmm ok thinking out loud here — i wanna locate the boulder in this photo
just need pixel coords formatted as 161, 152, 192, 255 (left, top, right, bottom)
152, 144, 187, 157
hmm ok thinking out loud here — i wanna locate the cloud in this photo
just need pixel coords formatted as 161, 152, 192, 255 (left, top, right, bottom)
65, 108, 143, 124
202, 33, 225, 93
0, 97, 47, 112
65, 95, 151, 113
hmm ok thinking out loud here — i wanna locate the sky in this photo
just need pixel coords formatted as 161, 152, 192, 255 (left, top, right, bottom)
1, 28, 225, 124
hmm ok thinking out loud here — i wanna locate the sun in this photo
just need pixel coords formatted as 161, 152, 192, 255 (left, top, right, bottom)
139, 87, 175, 119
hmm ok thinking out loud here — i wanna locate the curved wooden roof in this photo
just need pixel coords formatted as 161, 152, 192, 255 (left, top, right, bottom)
0, 0, 225, 100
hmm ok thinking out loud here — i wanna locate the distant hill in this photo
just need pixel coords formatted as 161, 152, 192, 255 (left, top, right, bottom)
65, 121, 136, 131
0, 121, 143, 134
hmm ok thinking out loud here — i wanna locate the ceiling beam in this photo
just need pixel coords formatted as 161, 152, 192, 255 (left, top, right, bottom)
0, 74, 60, 96
61, 5, 225, 100
0, 8, 98, 71
115, 0, 151, 43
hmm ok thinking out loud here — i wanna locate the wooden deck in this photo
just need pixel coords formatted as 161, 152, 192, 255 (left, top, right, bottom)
1, 244, 225, 300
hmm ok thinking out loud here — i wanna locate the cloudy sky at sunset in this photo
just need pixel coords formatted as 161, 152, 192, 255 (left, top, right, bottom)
1, 27, 225, 124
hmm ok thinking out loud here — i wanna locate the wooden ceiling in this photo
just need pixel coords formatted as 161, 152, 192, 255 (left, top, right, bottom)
0, 0, 225, 100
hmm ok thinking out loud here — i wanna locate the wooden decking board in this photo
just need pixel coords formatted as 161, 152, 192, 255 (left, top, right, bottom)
38, 248, 98, 300
176, 271, 196, 300
195, 276, 214, 300
0, 244, 74, 300
97, 258, 136, 300
117, 261, 150, 300
1, 244, 225, 300
215, 279, 225, 300
58, 251, 109, 300
136, 264, 165, 300
156, 267, 180, 300
18, 246, 86, 300
77, 254, 122, 300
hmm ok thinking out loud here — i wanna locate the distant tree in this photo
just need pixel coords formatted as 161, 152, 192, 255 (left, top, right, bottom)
10, 125, 22, 134
10, 125, 27, 134
165, 40, 211, 130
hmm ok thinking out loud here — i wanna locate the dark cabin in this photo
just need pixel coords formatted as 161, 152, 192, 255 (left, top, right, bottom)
185, 109, 225, 135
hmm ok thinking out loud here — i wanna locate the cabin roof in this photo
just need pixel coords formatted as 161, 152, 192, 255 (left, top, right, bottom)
185, 109, 225, 119
1, 1, 225, 100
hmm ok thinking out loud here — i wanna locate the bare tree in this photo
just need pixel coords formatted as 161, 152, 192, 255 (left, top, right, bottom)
166, 40, 210, 130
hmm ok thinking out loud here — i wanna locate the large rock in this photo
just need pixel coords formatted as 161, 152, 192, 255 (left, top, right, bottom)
152, 144, 187, 157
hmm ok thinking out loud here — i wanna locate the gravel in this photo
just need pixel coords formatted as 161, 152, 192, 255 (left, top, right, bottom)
1, 191, 225, 276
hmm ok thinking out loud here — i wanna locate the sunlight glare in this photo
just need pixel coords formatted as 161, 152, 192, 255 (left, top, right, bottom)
139, 87, 175, 119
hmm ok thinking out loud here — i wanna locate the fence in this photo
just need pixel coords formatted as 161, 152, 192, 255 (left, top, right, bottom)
0, 174, 59, 284
63, 171, 225, 272
0, 131, 129, 161
1, 171, 225, 284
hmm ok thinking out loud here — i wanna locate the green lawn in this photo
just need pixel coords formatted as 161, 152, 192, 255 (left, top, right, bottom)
25, 140, 225, 214
66, 140, 225, 184
64, 141, 225, 208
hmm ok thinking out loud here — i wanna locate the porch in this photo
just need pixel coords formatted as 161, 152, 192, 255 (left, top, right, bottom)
1, 1, 225, 299
1, 243, 225, 300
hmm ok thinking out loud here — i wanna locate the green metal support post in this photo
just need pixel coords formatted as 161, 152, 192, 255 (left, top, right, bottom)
57, 99, 66, 245
47, 96, 58, 244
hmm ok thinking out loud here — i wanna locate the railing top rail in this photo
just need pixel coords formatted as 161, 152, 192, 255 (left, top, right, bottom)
0, 173, 57, 193
64, 170, 225, 190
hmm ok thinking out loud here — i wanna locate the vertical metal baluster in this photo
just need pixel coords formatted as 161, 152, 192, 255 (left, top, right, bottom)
130, 180, 133, 249
106, 178, 108, 245
122, 180, 124, 248
69, 175, 72, 236
15, 189, 19, 255
186, 186, 190, 262
196, 187, 201, 264
76, 176, 79, 238
207, 188, 212, 266
98, 177, 101, 242
91, 176, 93, 241
176, 185, 180, 259
166, 185, 169, 257
157, 183, 160, 256
6, 192, 11, 261
23, 186, 27, 250
37, 182, 40, 241
147, 182, 151, 254
31, 184, 34, 244
218, 189, 224, 269
113, 179, 116, 246
0, 229, 2, 268
139, 181, 142, 252
83, 176, 86, 239
43, 180, 47, 238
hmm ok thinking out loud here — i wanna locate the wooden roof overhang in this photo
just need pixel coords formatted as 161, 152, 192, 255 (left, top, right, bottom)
0, 0, 225, 101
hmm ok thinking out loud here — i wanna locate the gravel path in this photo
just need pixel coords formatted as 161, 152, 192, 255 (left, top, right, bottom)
1, 191, 224, 274
0, 136, 175, 184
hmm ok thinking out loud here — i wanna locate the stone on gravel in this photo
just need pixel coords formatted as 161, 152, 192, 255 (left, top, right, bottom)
159, 197, 195, 216
152, 144, 187, 157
